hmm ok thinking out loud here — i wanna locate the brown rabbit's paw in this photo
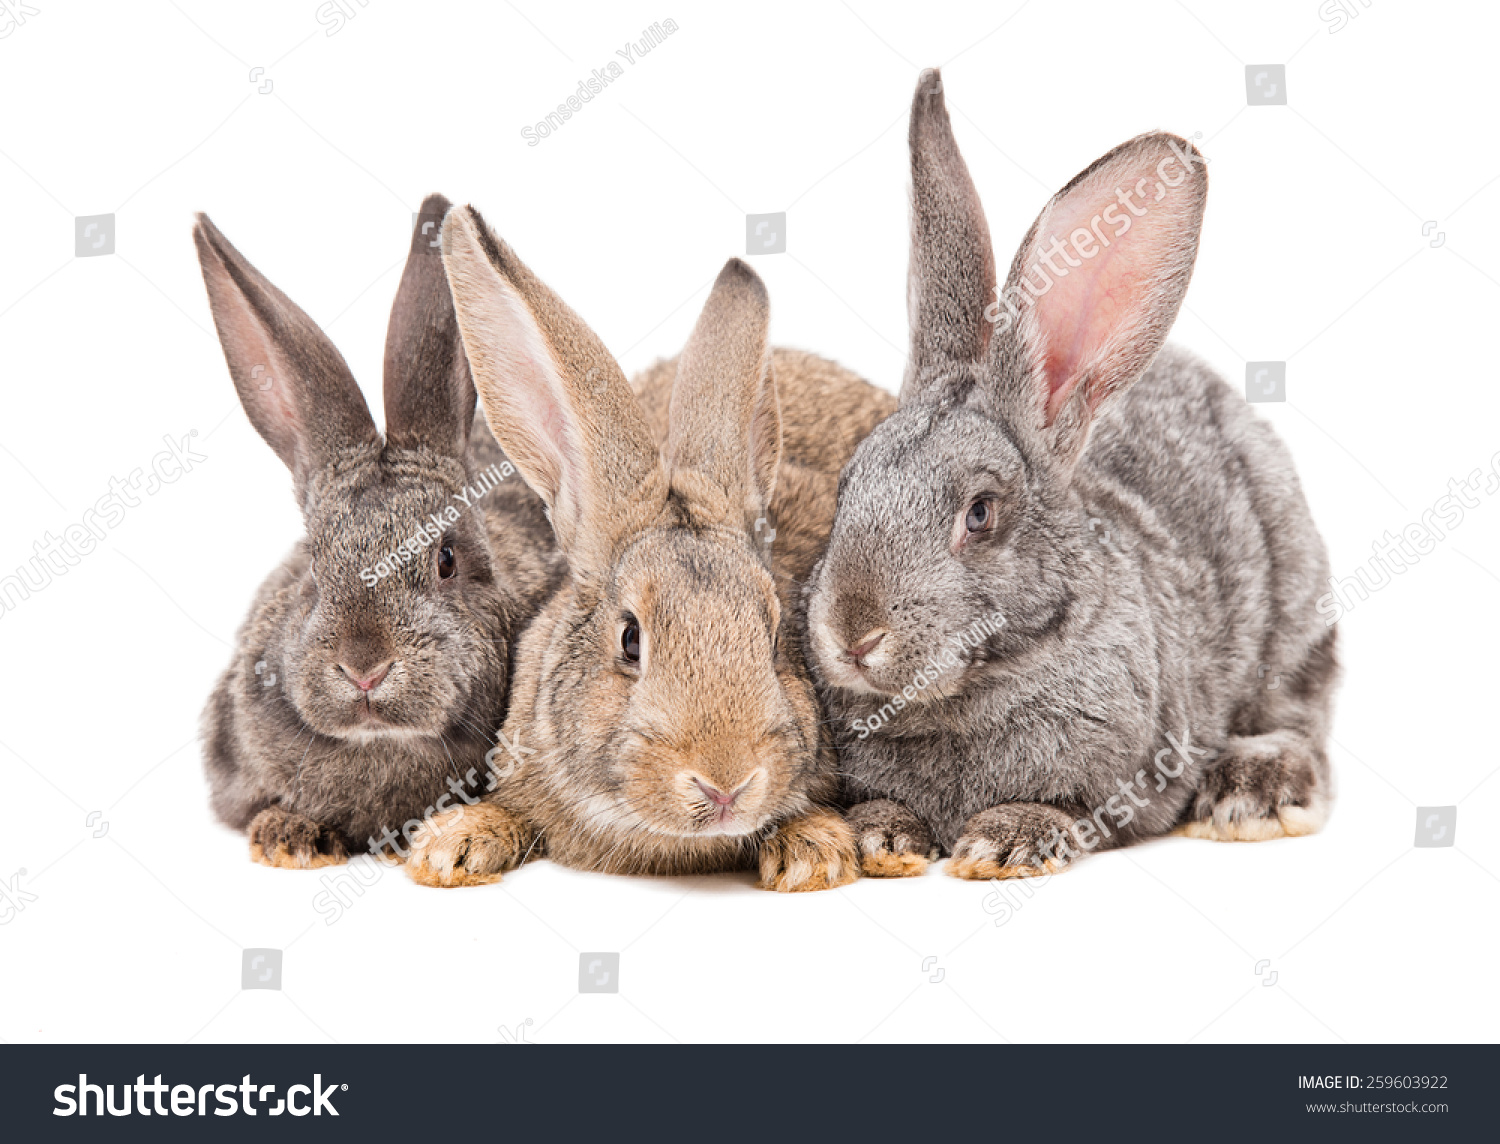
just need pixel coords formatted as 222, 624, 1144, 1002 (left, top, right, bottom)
248, 807, 348, 870
946, 803, 1079, 881
405, 803, 530, 888
1182, 732, 1328, 842
757, 810, 859, 892
846, 799, 933, 878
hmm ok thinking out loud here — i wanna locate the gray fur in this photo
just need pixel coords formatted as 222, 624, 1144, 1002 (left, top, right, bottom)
197, 196, 561, 864
804, 75, 1339, 869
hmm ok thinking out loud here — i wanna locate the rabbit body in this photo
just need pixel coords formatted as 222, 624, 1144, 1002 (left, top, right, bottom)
199, 197, 562, 867
405, 211, 894, 891
813, 344, 1337, 860
804, 75, 1338, 879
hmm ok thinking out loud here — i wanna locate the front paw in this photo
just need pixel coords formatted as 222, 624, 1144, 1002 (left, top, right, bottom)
947, 803, 1080, 881
757, 809, 859, 892
846, 799, 934, 878
248, 807, 348, 870
405, 802, 533, 888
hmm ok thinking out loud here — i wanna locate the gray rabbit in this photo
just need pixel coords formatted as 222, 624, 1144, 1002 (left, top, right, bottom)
803, 73, 1339, 880
197, 195, 561, 868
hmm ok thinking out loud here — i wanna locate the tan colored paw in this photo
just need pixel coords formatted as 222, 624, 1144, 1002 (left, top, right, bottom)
855, 823, 930, 878
945, 853, 1065, 881
861, 847, 929, 878
1176, 797, 1329, 842
405, 802, 531, 888
757, 809, 859, 892
248, 807, 348, 870
845, 800, 933, 878
945, 803, 1079, 881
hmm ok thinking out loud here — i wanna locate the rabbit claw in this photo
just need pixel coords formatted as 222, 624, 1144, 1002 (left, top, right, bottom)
846, 799, 933, 878
947, 803, 1079, 881
405, 802, 532, 887
757, 809, 859, 892
248, 806, 348, 870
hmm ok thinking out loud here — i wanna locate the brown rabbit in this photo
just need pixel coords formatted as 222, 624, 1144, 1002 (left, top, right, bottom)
404, 206, 895, 891
197, 195, 562, 868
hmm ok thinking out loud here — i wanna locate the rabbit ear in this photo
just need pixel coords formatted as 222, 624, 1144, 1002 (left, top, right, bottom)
194, 214, 377, 479
902, 70, 997, 402
988, 131, 1207, 463
441, 206, 666, 568
665, 259, 780, 528
383, 193, 475, 456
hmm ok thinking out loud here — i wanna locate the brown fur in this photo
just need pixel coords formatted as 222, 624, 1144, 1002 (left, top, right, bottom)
405, 802, 536, 887
405, 210, 893, 890
946, 855, 1066, 881
757, 809, 859, 891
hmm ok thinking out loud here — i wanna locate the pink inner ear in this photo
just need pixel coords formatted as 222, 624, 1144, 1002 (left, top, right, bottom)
1037, 241, 1136, 423
1019, 152, 1199, 427
484, 284, 589, 509
218, 300, 304, 460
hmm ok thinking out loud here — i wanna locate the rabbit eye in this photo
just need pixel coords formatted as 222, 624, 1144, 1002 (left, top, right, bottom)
437, 546, 457, 579
965, 499, 993, 533
621, 616, 641, 664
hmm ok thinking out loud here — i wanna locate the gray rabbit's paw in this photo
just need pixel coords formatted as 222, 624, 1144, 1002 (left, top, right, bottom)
405, 802, 532, 888
248, 806, 348, 870
757, 809, 859, 892
947, 803, 1080, 881
846, 799, 934, 878
1181, 731, 1328, 841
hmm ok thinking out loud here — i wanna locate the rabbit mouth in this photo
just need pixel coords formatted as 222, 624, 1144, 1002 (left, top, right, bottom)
696, 815, 757, 837
821, 658, 889, 695
819, 650, 921, 698
328, 695, 437, 740
629, 800, 772, 840
611, 808, 767, 841
809, 618, 907, 695
337, 708, 432, 741
677, 811, 769, 839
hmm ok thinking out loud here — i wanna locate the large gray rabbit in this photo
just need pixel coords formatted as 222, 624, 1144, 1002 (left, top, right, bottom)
803, 73, 1339, 880
197, 195, 561, 868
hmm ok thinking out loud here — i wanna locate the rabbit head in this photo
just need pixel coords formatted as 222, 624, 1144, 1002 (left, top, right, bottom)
806, 74, 1207, 704
196, 195, 526, 747
442, 207, 832, 870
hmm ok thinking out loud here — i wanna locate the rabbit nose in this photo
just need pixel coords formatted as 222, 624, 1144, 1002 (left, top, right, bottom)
694, 778, 738, 807
846, 629, 887, 661
690, 770, 763, 809
340, 661, 392, 693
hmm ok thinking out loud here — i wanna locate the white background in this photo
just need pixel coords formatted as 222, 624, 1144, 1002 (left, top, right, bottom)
1, 0, 1496, 1044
